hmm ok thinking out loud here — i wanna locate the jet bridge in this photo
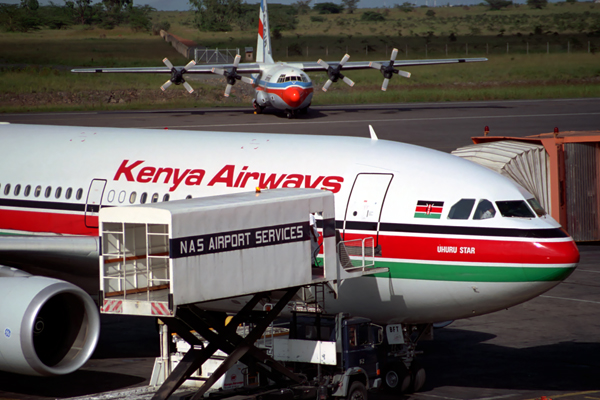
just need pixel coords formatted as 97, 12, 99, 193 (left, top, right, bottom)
98, 188, 387, 400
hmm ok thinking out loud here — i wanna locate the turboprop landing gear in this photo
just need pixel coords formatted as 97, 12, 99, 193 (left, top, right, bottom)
382, 323, 430, 394
253, 100, 264, 114
285, 110, 295, 119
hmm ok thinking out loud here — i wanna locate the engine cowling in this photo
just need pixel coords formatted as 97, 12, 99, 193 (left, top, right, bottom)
0, 275, 100, 376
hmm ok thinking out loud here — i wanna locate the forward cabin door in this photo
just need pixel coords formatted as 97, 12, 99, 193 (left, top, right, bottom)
85, 179, 107, 228
343, 173, 393, 249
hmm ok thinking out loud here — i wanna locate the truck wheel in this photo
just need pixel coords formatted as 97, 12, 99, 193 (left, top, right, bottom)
346, 381, 367, 400
408, 360, 426, 393
383, 364, 411, 394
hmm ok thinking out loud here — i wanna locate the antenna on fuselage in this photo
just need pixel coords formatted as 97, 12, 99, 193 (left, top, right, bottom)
369, 125, 379, 141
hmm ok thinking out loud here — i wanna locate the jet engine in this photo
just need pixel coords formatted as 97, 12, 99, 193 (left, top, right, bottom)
0, 272, 100, 376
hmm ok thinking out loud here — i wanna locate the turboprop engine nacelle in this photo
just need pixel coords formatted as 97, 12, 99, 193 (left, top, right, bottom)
0, 272, 100, 376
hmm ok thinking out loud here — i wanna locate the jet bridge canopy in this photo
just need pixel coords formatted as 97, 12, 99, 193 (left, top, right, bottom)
99, 188, 340, 316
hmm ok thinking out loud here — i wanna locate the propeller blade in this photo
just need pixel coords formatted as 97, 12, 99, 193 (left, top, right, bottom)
233, 54, 241, 68
162, 58, 174, 70
322, 80, 333, 92
342, 76, 354, 87
390, 48, 398, 62
224, 83, 233, 97
160, 80, 172, 91
381, 78, 390, 91
339, 54, 350, 66
184, 60, 196, 70
241, 76, 254, 85
183, 82, 194, 94
369, 61, 383, 70
317, 59, 330, 69
397, 70, 411, 78
212, 67, 226, 76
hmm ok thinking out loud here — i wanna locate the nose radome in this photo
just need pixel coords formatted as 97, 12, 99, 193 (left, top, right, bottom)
283, 87, 303, 108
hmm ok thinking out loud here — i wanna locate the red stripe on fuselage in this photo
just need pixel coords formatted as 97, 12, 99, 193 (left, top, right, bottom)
342, 232, 579, 265
0, 208, 98, 236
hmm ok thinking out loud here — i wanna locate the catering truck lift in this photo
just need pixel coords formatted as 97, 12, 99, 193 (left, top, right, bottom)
96, 188, 409, 400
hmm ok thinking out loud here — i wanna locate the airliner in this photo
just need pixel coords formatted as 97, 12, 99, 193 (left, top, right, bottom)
71, 0, 487, 118
0, 123, 578, 392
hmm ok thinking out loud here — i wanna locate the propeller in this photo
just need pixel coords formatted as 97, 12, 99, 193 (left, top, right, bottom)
317, 54, 354, 92
211, 54, 254, 97
369, 48, 411, 91
161, 58, 196, 94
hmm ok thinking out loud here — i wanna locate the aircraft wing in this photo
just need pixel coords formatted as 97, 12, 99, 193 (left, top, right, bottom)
295, 57, 488, 72
71, 63, 263, 75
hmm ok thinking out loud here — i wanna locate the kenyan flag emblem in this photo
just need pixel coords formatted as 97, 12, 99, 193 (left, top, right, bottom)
414, 200, 444, 219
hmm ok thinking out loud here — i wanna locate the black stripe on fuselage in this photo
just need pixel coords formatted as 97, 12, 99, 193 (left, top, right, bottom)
0, 198, 567, 239
319, 220, 568, 239
0, 198, 86, 212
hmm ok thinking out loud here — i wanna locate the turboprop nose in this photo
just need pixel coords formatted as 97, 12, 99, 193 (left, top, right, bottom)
283, 87, 303, 108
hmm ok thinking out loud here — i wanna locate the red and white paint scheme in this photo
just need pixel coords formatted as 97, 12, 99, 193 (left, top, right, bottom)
71, 0, 487, 118
0, 123, 578, 378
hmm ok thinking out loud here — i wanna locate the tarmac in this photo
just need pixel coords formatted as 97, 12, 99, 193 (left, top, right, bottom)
0, 99, 599, 400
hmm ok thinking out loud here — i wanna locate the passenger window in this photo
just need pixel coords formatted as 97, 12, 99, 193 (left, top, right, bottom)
473, 199, 496, 220
107, 190, 115, 203
448, 199, 475, 220
3, 184, 10, 196
34, 185, 42, 197
129, 192, 137, 204
151, 193, 159, 203
140, 192, 148, 204
496, 200, 536, 218
65, 188, 72, 199
163, 194, 170, 202
14, 184, 21, 196
24, 185, 31, 197
118, 190, 126, 203
76, 188, 83, 200
527, 198, 547, 217
186, 195, 192, 199
55, 187, 62, 199
45, 186, 52, 198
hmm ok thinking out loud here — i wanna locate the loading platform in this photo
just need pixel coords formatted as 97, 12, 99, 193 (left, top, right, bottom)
96, 188, 387, 400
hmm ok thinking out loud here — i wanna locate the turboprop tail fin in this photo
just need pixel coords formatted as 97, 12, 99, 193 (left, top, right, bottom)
256, 0, 274, 64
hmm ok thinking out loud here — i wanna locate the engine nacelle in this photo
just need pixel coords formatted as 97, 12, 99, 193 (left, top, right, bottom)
0, 275, 100, 376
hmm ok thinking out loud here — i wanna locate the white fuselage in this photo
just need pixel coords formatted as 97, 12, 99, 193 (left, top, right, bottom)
0, 124, 579, 324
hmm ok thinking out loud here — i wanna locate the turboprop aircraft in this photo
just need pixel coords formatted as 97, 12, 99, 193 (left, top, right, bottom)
71, 0, 487, 118
0, 123, 578, 392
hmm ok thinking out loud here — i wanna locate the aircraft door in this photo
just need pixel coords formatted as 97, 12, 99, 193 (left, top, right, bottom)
85, 179, 107, 228
343, 173, 393, 247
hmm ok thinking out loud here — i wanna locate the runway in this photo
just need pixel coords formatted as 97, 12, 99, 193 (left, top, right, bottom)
0, 99, 599, 400
2, 98, 599, 152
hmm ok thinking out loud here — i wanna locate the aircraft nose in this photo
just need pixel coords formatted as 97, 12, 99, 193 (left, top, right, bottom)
283, 87, 303, 108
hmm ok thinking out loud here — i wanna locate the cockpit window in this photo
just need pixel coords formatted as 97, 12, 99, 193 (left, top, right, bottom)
473, 199, 496, 220
277, 74, 286, 83
496, 200, 536, 218
527, 198, 547, 217
448, 199, 475, 220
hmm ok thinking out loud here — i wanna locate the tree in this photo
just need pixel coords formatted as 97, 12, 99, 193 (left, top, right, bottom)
361, 11, 385, 21
126, 4, 154, 32
313, 2, 343, 14
189, 0, 242, 32
292, 0, 312, 15
395, 2, 414, 12
64, 0, 94, 25
527, 0, 547, 9
425, 9, 436, 17
341, 0, 358, 14
485, 0, 512, 10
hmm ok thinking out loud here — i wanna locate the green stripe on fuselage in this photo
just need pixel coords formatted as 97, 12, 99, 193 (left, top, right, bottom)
413, 212, 441, 219
368, 260, 574, 282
